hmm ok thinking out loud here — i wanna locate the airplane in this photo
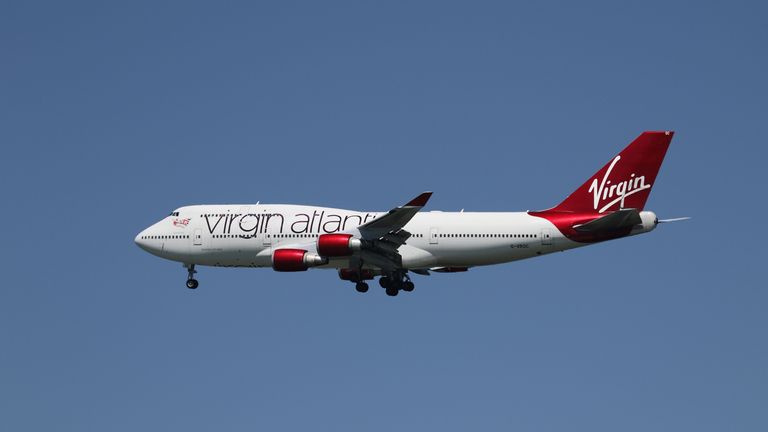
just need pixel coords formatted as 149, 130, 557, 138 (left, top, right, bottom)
135, 131, 687, 296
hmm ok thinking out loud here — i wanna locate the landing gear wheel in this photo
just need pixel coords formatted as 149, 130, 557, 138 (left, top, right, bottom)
402, 281, 414, 292
355, 282, 369, 293
184, 264, 198, 289
379, 277, 392, 289
385, 286, 399, 297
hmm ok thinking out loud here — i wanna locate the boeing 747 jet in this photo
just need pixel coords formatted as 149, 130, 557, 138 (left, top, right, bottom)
135, 131, 686, 296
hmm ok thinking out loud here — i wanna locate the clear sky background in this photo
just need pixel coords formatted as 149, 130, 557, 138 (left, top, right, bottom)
2, 1, 766, 431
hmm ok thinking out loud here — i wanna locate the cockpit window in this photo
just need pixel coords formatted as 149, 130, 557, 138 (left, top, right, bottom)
169, 211, 180, 217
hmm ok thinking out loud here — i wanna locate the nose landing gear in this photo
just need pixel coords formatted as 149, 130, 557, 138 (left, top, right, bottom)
185, 264, 199, 289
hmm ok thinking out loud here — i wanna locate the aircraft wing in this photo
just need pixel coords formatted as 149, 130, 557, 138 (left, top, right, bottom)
267, 192, 432, 272
353, 191, 432, 271
357, 192, 432, 240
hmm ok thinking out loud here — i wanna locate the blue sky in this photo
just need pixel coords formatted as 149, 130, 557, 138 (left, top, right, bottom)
2, 1, 766, 431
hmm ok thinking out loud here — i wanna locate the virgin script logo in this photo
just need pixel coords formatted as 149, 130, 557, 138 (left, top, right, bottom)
172, 218, 190, 228
588, 156, 651, 213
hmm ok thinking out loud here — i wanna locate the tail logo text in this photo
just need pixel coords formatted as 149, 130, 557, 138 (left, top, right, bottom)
588, 156, 651, 213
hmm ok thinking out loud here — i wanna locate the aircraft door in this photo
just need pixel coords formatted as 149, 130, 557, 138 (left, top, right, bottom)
193, 228, 203, 246
430, 227, 439, 245
260, 207, 272, 248
541, 228, 553, 246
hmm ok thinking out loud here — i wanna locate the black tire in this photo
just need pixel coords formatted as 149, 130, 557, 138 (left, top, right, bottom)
403, 281, 414, 292
186, 279, 199, 289
379, 277, 391, 288
355, 282, 369, 293
385, 287, 399, 297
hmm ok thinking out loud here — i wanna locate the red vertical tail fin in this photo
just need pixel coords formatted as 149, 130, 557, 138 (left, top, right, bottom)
550, 131, 673, 214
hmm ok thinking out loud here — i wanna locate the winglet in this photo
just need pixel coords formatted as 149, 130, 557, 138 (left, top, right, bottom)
405, 192, 433, 207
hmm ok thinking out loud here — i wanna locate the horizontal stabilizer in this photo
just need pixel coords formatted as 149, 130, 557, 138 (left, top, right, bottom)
573, 209, 641, 233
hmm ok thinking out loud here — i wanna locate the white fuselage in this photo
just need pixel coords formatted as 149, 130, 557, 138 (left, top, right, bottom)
134, 204, 656, 271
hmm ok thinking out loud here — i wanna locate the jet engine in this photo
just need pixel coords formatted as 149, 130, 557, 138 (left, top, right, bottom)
272, 249, 328, 272
317, 234, 362, 257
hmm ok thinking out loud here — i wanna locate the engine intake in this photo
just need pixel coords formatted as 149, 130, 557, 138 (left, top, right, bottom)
272, 249, 328, 272
317, 234, 362, 257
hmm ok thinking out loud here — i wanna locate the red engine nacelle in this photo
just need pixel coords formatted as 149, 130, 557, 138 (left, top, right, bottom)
338, 268, 375, 281
317, 234, 362, 257
272, 249, 327, 272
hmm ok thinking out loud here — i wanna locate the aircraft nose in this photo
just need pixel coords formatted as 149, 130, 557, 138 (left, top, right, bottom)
135, 229, 150, 251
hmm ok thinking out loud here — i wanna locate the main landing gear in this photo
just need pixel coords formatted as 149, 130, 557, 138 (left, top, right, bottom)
378, 273, 415, 297
355, 282, 369, 293
345, 270, 415, 296
185, 264, 199, 289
